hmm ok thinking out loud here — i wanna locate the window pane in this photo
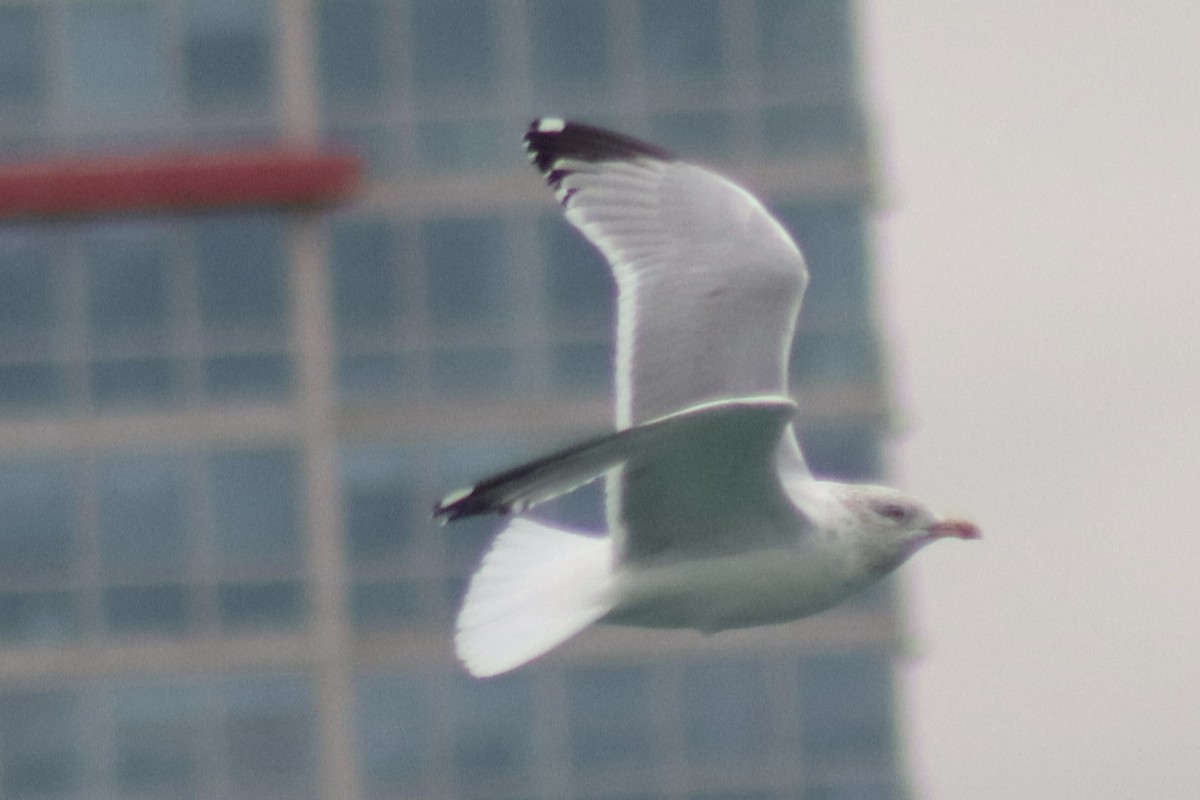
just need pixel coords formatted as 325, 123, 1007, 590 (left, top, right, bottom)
0, 690, 82, 799
567, 665, 656, 774
0, 592, 80, 644
640, 0, 724, 84
541, 215, 612, 334
203, 353, 292, 401
804, 782, 903, 800
416, 118, 507, 171
530, 1, 612, 104
796, 426, 880, 481
104, 586, 189, 635
798, 651, 895, 764
0, 237, 59, 351
0, 364, 63, 411
65, 2, 174, 124
351, 580, 427, 630
337, 353, 422, 400
650, 111, 734, 160
98, 454, 188, 579
356, 673, 436, 790
550, 342, 611, 394
0, 459, 77, 581
776, 203, 869, 326
222, 675, 316, 795
330, 218, 402, 339
424, 216, 505, 332
756, 0, 853, 92
790, 329, 879, 386
91, 358, 175, 408
85, 234, 172, 347
0, 5, 48, 117
762, 104, 863, 156
185, 0, 275, 112
112, 682, 203, 797
412, 0, 497, 102
316, 0, 388, 111
218, 580, 305, 630
681, 660, 773, 765
194, 216, 287, 337
429, 347, 516, 396
209, 450, 301, 573
342, 450, 418, 569
452, 672, 537, 784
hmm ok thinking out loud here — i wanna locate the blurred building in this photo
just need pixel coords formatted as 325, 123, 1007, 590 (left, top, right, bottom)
0, 1, 905, 799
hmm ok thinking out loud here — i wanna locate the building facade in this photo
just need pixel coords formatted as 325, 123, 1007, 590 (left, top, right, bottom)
0, 1, 905, 798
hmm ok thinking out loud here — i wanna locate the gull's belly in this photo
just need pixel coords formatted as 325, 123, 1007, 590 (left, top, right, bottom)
605, 546, 859, 632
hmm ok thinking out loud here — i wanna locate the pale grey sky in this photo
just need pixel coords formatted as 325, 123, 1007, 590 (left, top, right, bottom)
863, 2, 1200, 797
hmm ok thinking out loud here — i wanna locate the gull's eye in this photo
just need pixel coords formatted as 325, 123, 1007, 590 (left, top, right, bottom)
875, 502, 909, 523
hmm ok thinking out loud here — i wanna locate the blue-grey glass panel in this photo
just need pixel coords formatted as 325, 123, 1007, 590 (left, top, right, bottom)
218, 580, 305, 629
0, 459, 77, 581
797, 426, 880, 481
316, 0, 387, 111
452, 672, 536, 783
541, 215, 612, 333
356, 673, 435, 789
424, 216, 506, 332
650, 111, 734, 160
681, 660, 772, 764
337, 353, 422, 400
203, 354, 291, 401
639, 0, 724, 84
762, 104, 863, 156
790, 329, 879, 386
0, 6, 47, 116
65, 2, 174, 124
529, 1, 612, 103
97, 454, 188, 579
429, 348, 516, 396
0, 237, 58, 350
804, 783, 901, 800
690, 794, 775, 800
91, 359, 175, 408
184, 0, 275, 112
323, 123, 403, 178
208, 450, 301, 572
0, 592, 79, 643
534, 479, 605, 531
194, 216, 287, 337
111, 682, 203, 797
798, 651, 895, 764
441, 513, 501, 576
411, 0, 497, 101
103, 586, 189, 635
755, 0, 853, 91
351, 581, 426, 629
775, 203, 869, 326
567, 665, 656, 773
85, 235, 171, 346
0, 690, 82, 799
0, 364, 63, 411
416, 118, 508, 171
342, 450, 416, 568
550, 341, 611, 394
330, 218, 401, 338
222, 675, 316, 795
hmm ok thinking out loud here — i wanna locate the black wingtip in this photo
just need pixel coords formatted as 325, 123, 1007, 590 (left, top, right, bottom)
432, 485, 508, 525
523, 117, 675, 179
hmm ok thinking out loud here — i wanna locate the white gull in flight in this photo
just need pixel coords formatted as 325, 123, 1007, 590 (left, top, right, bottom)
434, 118, 978, 677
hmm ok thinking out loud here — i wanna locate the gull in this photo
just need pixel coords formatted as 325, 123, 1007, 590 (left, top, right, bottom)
434, 118, 978, 678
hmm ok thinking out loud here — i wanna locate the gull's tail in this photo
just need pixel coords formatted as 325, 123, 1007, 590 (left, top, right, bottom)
455, 517, 615, 677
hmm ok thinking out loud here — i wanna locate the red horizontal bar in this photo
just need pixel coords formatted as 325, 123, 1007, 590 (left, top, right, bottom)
0, 147, 362, 219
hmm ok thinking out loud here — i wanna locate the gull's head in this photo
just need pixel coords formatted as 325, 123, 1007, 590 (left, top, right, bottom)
829, 484, 979, 576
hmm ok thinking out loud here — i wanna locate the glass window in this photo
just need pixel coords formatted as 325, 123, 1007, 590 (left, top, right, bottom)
330, 218, 403, 339
0, 690, 82, 799
218, 580, 305, 630
650, 111, 734, 160
804, 782, 902, 800
416, 118, 508, 171
762, 104, 863, 157
221, 675, 316, 796
351, 580, 428, 630
411, 0, 498, 103
184, 0, 276, 112
337, 353, 422, 401
0, 591, 80, 644
0, 5, 46, 116
194, 216, 288, 339
530, 0, 612, 104
111, 681, 203, 797
342, 449, 419, 569
452, 672, 537, 784
755, 0, 853, 93
0, 459, 77, 582
639, 0, 724, 85
550, 341, 612, 394
797, 651, 895, 765
797, 425, 880, 481
567, 665, 657, 775
428, 347, 516, 396
356, 672, 436, 790
541, 215, 613, 334
209, 449, 301, 575
65, 2, 174, 126
85, 233, 172, 346
789, 329, 880, 387
204, 353, 291, 401
90, 358, 175, 408
316, 0, 388, 111
424, 216, 506, 333
98, 454, 189, 580
0, 235, 61, 353
681, 660, 772, 765
104, 586, 189, 635
775, 202, 870, 327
